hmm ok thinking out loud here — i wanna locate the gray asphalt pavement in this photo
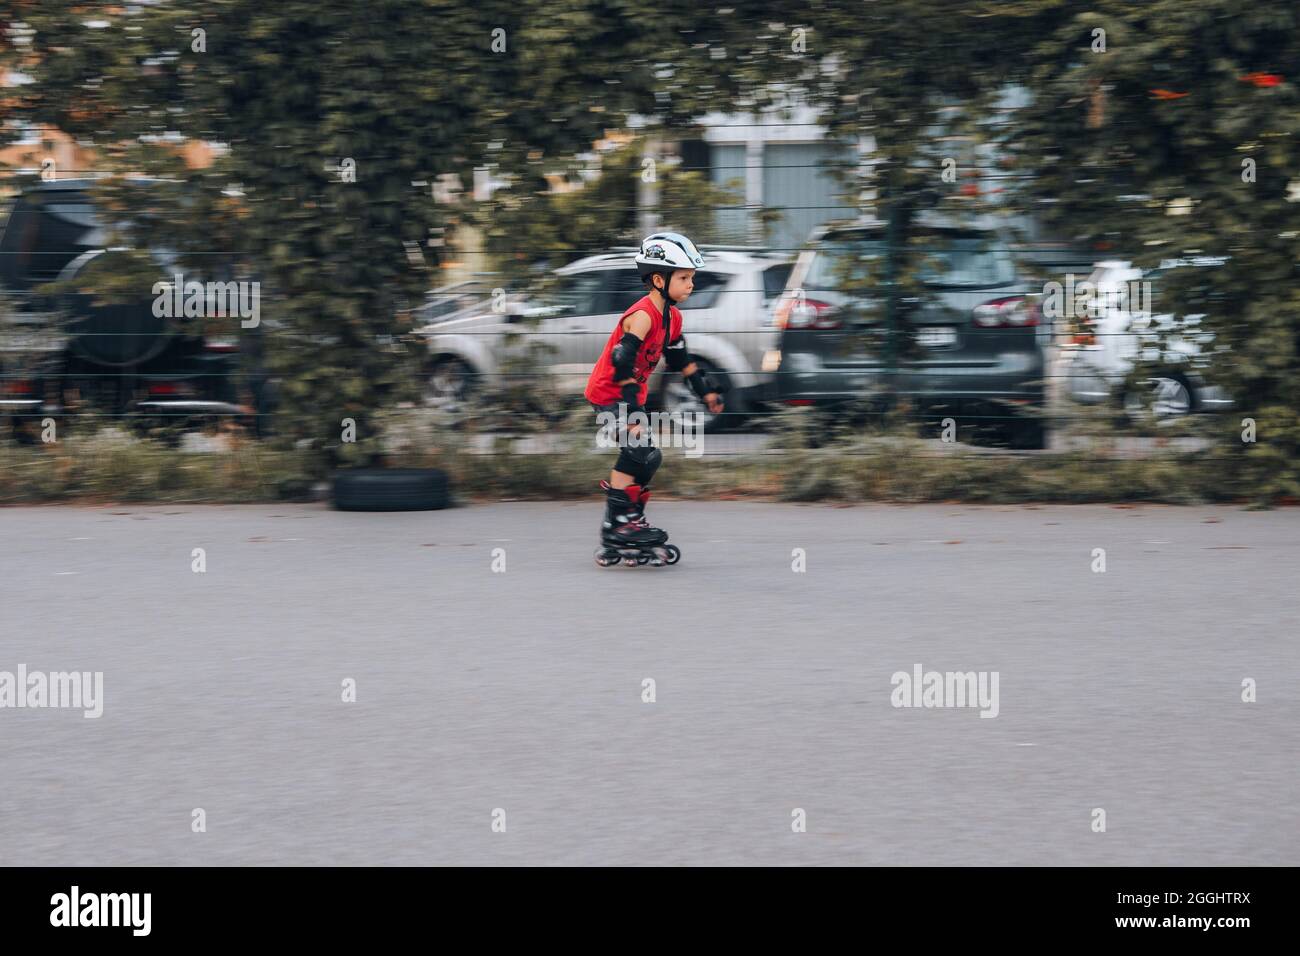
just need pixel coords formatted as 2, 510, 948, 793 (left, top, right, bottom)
2, 501, 1296, 865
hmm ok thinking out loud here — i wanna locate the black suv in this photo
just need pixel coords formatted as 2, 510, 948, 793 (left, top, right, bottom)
0, 179, 254, 440
772, 217, 1051, 447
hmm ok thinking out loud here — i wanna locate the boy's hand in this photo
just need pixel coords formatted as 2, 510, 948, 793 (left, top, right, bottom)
704, 393, 724, 415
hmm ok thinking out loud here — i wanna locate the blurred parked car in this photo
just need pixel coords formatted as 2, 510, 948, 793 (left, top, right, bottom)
770, 216, 1051, 447
1060, 259, 1233, 421
415, 248, 792, 431
411, 277, 517, 327
0, 179, 253, 442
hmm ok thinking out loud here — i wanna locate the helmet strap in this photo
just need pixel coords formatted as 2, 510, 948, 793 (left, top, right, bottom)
653, 271, 676, 307
651, 272, 674, 333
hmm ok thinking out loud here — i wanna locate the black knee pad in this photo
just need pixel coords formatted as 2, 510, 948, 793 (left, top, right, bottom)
616, 444, 662, 485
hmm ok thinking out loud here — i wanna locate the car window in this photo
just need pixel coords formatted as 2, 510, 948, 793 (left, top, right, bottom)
762, 263, 793, 300
916, 233, 1016, 288
423, 296, 471, 321
0, 194, 97, 289
552, 267, 728, 315
1145, 260, 1228, 311
805, 239, 887, 296
533, 272, 604, 316
421, 283, 490, 322
805, 232, 1014, 294
586, 269, 647, 315
45, 203, 100, 229
678, 270, 726, 310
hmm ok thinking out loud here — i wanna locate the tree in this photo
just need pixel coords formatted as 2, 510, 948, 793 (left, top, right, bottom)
0, 0, 794, 469
1014, 0, 1300, 498
475, 137, 746, 283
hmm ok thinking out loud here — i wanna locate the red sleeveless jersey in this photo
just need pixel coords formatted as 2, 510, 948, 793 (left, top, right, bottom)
584, 294, 683, 407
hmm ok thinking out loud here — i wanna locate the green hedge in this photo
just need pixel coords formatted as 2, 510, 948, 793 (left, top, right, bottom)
0, 408, 1276, 507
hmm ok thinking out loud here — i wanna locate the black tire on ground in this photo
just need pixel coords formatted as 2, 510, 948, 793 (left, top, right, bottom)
332, 468, 451, 511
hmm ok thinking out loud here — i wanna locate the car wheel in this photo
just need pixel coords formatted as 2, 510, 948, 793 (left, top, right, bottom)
1122, 371, 1196, 424
5, 415, 41, 445
422, 357, 478, 412
659, 360, 742, 433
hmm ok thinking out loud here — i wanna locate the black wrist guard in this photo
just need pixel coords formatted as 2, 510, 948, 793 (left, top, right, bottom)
620, 381, 645, 416
685, 367, 723, 400
663, 335, 691, 373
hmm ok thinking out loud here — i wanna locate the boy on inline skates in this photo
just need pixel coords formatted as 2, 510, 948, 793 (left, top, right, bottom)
584, 233, 726, 567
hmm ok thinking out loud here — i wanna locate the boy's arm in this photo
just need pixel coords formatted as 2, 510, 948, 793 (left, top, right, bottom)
611, 310, 655, 417
663, 332, 726, 411
614, 310, 653, 383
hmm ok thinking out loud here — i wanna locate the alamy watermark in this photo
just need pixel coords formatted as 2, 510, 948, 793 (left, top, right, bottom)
152, 272, 260, 328
50, 886, 150, 936
0, 665, 103, 718
596, 404, 705, 458
1041, 274, 1151, 321
890, 663, 1000, 718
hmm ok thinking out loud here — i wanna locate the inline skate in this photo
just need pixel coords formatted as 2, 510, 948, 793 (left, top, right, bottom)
594, 480, 680, 568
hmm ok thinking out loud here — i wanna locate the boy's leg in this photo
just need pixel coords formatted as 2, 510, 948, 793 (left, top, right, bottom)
618, 409, 661, 491
593, 401, 650, 490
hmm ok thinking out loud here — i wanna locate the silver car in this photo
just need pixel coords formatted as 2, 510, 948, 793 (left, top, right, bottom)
416, 249, 792, 430
1058, 259, 1233, 421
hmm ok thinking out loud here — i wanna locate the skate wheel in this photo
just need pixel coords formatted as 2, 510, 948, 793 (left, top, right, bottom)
622, 557, 638, 567
663, 545, 681, 565
636, 554, 651, 566
594, 548, 619, 568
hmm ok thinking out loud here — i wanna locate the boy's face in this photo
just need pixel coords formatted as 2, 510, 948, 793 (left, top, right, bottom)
657, 269, 694, 302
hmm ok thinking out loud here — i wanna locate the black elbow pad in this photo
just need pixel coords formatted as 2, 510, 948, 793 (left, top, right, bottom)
610, 331, 643, 380
663, 335, 691, 373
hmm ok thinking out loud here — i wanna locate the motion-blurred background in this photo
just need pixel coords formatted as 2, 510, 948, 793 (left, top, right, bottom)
1, 1, 1296, 504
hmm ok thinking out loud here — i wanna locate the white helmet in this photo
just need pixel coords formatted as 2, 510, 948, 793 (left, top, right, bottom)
635, 232, 705, 281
